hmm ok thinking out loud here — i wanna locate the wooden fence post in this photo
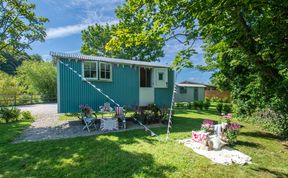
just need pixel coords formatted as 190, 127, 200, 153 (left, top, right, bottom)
30, 94, 33, 104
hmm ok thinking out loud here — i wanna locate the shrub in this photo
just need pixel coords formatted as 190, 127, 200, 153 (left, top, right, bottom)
0, 107, 21, 123
133, 105, 163, 124
223, 104, 232, 114
21, 111, 34, 120
193, 101, 199, 109
187, 102, 193, 109
203, 99, 211, 110
211, 97, 223, 103
160, 108, 169, 124
242, 108, 288, 137
198, 101, 204, 110
175, 102, 185, 108
147, 104, 161, 121
223, 97, 231, 103
216, 103, 223, 114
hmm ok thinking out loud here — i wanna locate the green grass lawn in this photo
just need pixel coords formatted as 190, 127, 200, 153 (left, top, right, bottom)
0, 107, 287, 178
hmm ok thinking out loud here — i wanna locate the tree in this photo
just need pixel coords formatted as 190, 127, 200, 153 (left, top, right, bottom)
0, 71, 23, 106
110, 0, 288, 135
0, 0, 48, 62
29, 54, 43, 61
16, 60, 56, 97
0, 52, 43, 74
81, 23, 165, 62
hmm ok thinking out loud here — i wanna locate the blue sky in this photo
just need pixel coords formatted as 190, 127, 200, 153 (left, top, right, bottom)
28, 0, 213, 84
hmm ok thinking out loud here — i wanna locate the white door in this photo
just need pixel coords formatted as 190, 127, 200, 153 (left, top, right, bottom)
139, 67, 154, 106
154, 68, 168, 88
139, 88, 154, 106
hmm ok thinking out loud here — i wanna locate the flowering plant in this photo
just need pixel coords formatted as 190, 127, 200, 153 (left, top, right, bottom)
224, 122, 241, 145
201, 119, 214, 132
221, 113, 232, 124
79, 104, 92, 117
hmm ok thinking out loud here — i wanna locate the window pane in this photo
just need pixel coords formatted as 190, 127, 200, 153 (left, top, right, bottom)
91, 71, 97, 78
101, 63, 105, 70
91, 63, 96, 71
159, 73, 163, 80
101, 71, 105, 78
84, 71, 90, 78
106, 64, 110, 72
106, 71, 110, 79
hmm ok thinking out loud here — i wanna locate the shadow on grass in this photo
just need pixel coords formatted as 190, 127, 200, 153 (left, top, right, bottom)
283, 142, 288, 150
1, 137, 176, 177
240, 131, 283, 141
251, 167, 288, 178
235, 140, 262, 148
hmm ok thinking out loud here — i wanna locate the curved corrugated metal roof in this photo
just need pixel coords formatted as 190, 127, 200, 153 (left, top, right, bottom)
50, 51, 170, 68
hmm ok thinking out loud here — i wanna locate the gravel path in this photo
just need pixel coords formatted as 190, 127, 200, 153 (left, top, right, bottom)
14, 103, 163, 143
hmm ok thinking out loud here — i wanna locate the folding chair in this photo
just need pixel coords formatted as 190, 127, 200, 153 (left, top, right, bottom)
83, 117, 97, 132
115, 106, 126, 129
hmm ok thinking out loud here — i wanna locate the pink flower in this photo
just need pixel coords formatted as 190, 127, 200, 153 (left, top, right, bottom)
201, 119, 214, 130
227, 123, 241, 131
223, 113, 232, 119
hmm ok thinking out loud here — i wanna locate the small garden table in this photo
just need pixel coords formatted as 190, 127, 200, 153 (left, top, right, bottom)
100, 118, 119, 131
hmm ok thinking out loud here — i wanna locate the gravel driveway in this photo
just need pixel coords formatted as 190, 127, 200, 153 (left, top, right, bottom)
14, 103, 163, 143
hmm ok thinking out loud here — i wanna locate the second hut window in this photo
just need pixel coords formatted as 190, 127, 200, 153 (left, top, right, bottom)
99, 62, 112, 81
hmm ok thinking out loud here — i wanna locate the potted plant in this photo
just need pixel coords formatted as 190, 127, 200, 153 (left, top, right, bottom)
79, 104, 92, 118
224, 123, 241, 145
201, 119, 214, 134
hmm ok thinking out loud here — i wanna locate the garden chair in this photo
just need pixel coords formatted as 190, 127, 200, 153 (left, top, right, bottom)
99, 102, 114, 112
82, 117, 97, 132
115, 106, 126, 129
99, 102, 114, 119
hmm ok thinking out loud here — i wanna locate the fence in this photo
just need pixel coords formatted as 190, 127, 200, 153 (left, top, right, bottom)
0, 94, 57, 106
205, 90, 231, 100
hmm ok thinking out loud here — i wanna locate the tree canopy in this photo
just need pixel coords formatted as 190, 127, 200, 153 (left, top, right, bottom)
16, 60, 56, 97
109, 0, 288, 135
0, 0, 48, 62
81, 23, 165, 62
0, 52, 43, 74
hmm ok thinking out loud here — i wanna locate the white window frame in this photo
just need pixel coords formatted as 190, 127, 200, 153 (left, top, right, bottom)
99, 62, 112, 81
154, 68, 168, 88
82, 61, 98, 80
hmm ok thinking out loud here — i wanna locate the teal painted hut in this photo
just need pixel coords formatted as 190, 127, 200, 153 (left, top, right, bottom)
51, 52, 174, 113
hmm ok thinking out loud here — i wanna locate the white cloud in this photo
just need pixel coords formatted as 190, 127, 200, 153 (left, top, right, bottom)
46, 24, 88, 40
46, 20, 118, 40
44, 0, 122, 40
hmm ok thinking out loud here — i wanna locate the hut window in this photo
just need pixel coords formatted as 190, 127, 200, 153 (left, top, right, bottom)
158, 73, 164, 80
99, 62, 112, 81
140, 67, 152, 87
179, 87, 187, 94
83, 61, 98, 79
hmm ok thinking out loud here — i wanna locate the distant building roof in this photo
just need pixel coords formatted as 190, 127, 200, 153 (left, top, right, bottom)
179, 80, 215, 88
176, 83, 206, 88
50, 51, 170, 68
